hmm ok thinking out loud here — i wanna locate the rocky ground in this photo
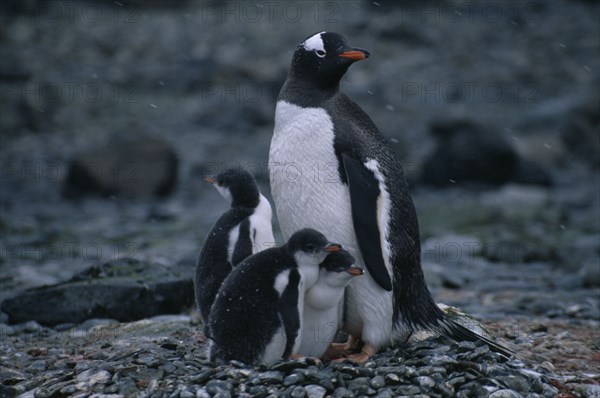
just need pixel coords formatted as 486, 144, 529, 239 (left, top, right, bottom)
1, 0, 599, 397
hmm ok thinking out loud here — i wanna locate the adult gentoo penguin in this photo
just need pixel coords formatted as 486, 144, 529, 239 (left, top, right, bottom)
208, 228, 342, 365
298, 250, 363, 359
269, 31, 512, 361
194, 168, 274, 334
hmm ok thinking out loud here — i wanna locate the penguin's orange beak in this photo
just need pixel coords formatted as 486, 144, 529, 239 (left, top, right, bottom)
338, 48, 369, 61
346, 265, 364, 276
325, 243, 342, 252
203, 176, 216, 184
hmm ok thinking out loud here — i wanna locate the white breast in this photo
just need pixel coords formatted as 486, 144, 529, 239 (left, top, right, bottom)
249, 194, 275, 253
269, 101, 357, 250
299, 280, 346, 358
269, 100, 395, 350
227, 225, 240, 264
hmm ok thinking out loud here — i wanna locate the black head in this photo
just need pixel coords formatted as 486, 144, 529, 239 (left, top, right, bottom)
288, 31, 369, 90
285, 228, 342, 257
204, 168, 259, 208
320, 250, 363, 276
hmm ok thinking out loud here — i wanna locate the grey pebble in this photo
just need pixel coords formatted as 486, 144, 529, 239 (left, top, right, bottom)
447, 376, 466, 387
33, 387, 51, 398
456, 341, 477, 352
248, 385, 269, 397
434, 382, 455, 396
332, 387, 354, 398
134, 353, 160, 368
27, 360, 48, 373
190, 371, 213, 384
104, 384, 120, 393
196, 387, 211, 398
497, 375, 530, 393
574, 384, 600, 397
89, 370, 112, 385
304, 384, 326, 398
489, 389, 523, 398
258, 371, 284, 384
541, 383, 559, 397
347, 377, 370, 395
370, 375, 386, 389
59, 385, 78, 395
417, 375, 436, 389
283, 373, 304, 386
290, 385, 306, 398
384, 373, 402, 385
160, 362, 177, 374
396, 385, 421, 395
206, 380, 233, 394
375, 388, 395, 398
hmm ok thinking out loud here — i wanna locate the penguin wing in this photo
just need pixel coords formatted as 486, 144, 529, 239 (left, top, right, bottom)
342, 154, 393, 291
231, 219, 253, 265
277, 268, 302, 358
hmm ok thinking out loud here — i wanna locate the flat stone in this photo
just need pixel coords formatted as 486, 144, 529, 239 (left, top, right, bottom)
0, 367, 28, 384
258, 371, 284, 384
1, 259, 194, 325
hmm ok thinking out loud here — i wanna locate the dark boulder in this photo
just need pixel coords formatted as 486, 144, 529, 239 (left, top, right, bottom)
63, 136, 178, 198
1, 259, 194, 326
421, 120, 551, 187
560, 98, 600, 168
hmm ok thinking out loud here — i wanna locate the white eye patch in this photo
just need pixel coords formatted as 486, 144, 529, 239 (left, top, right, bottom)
302, 31, 326, 56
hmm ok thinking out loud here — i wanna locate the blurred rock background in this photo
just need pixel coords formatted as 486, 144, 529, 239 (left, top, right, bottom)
0, 0, 598, 325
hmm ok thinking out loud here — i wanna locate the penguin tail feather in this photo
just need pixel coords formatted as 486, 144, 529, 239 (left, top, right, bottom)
436, 317, 514, 358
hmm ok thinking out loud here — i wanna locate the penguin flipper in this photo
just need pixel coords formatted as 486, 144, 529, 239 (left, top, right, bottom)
277, 269, 302, 358
342, 154, 393, 291
232, 219, 253, 265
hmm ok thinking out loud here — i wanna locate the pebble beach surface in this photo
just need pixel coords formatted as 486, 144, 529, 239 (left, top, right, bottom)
1, 1, 599, 397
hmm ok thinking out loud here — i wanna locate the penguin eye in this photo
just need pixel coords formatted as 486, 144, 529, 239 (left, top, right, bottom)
315, 50, 326, 58
305, 244, 316, 252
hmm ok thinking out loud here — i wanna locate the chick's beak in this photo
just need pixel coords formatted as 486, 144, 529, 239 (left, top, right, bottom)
346, 265, 364, 276
203, 176, 216, 184
325, 243, 342, 253
338, 48, 370, 61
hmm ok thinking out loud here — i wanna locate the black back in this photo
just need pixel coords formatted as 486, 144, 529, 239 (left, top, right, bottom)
194, 207, 254, 326
207, 246, 296, 364
208, 228, 332, 364
194, 168, 262, 330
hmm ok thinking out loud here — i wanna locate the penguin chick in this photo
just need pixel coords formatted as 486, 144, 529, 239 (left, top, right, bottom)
208, 228, 342, 365
298, 250, 363, 359
194, 168, 274, 334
